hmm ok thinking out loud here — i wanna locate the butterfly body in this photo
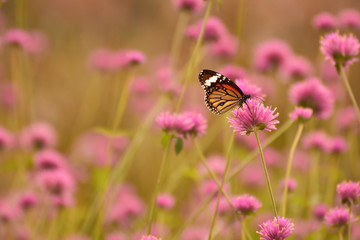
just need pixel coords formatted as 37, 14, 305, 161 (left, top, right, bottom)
199, 69, 250, 114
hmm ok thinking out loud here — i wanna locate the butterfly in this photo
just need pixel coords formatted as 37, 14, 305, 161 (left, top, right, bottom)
198, 69, 251, 114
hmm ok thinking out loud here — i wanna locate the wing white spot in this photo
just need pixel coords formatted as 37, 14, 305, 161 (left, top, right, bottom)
204, 75, 220, 86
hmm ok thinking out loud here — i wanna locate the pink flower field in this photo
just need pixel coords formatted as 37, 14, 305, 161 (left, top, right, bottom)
0, 0, 359, 239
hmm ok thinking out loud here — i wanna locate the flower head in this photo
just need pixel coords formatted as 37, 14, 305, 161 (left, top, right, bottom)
186, 17, 228, 42
20, 122, 57, 151
337, 181, 360, 205
235, 79, 265, 100
280, 178, 297, 192
289, 107, 313, 122
312, 12, 338, 31
231, 194, 262, 216
3, 29, 47, 54
338, 9, 360, 30
120, 50, 146, 67
302, 130, 329, 152
320, 32, 360, 71
254, 39, 293, 72
156, 193, 176, 210
87, 49, 123, 72
209, 34, 238, 58
313, 203, 328, 221
328, 136, 348, 154
18, 192, 38, 211
289, 77, 334, 119
281, 55, 313, 80
257, 217, 294, 240
228, 99, 279, 135
325, 207, 353, 229
173, 0, 203, 13
34, 149, 68, 171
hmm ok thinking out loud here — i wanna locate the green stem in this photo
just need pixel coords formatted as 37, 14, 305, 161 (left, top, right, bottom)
281, 122, 304, 216
241, 219, 246, 240
208, 132, 235, 240
175, 0, 214, 112
339, 228, 344, 240
254, 130, 278, 219
348, 204, 351, 240
193, 139, 242, 221
340, 66, 360, 123
147, 135, 173, 235
227, 119, 294, 181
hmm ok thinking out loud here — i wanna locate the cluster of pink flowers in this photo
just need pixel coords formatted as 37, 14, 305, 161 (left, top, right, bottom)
313, 9, 360, 31
87, 48, 146, 72
302, 131, 348, 154
156, 111, 207, 138
320, 32, 360, 70
231, 194, 262, 217
257, 217, 294, 240
337, 180, 360, 205
2, 29, 48, 54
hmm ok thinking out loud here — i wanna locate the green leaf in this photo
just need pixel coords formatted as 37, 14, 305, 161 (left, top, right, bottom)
174, 137, 183, 155
161, 133, 171, 149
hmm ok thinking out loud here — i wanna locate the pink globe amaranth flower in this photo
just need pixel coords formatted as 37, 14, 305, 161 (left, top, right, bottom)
338, 9, 360, 30
235, 78, 265, 100
181, 111, 207, 137
325, 206, 354, 229
120, 50, 146, 67
107, 184, 145, 226
197, 155, 225, 177
0, 126, 14, 151
313, 203, 328, 221
141, 235, 161, 240
209, 34, 238, 58
254, 39, 293, 72
0, 199, 20, 223
289, 107, 313, 121
173, 0, 203, 13
34, 149, 68, 171
320, 32, 360, 71
186, 16, 228, 42
87, 48, 124, 72
35, 170, 75, 200
156, 112, 177, 132
199, 179, 230, 197
336, 106, 359, 132
280, 178, 297, 192
289, 77, 334, 119
228, 99, 279, 135
211, 196, 231, 215
312, 12, 338, 31
18, 192, 38, 211
156, 193, 176, 210
302, 130, 329, 152
3, 29, 48, 55
337, 181, 360, 205
328, 136, 348, 154
281, 55, 313, 80
218, 65, 247, 80
231, 194, 262, 216
257, 217, 294, 240
20, 122, 57, 151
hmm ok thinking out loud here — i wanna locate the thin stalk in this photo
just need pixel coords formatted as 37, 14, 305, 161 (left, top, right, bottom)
170, 11, 190, 69
241, 219, 246, 240
147, 135, 173, 235
254, 130, 278, 219
340, 66, 360, 123
228, 119, 294, 181
175, 0, 214, 112
208, 132, 235, 240
281, 122, 304, 216
193, 139, 242, 221
339, 228, 344, 240
348, 204, 351, 240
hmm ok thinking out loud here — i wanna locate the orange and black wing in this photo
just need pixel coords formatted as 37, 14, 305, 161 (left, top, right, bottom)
199, 69, 244, 114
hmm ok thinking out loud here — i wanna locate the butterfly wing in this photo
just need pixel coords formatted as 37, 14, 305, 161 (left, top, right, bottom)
199, 69, 245, 114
